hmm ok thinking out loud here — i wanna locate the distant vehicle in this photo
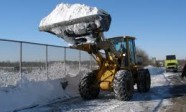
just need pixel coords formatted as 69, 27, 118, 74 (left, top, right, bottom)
164, 55, 178, 72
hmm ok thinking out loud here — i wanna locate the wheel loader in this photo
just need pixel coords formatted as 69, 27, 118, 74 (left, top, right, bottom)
39, 4, 151, 101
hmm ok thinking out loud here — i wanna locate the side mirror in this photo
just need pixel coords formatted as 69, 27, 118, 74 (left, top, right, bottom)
136, 55, 143, 65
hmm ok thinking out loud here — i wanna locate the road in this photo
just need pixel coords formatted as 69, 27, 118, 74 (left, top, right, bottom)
161, 72, 186, 112
20, 71, 186, 112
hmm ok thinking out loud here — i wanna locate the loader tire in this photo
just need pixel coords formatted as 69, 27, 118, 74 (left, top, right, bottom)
113, 70, 134, 101
137, 69, 151, 92
79, 70, 100, 100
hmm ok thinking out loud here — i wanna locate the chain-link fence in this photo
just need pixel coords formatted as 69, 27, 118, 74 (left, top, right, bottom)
0, 39, 97, 87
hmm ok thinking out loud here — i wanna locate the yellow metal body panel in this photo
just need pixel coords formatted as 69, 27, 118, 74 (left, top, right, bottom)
98, 61, 117, 90
100, 82, 110, 90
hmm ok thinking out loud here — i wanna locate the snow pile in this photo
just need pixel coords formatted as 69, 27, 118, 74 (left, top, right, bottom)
0, 79, 66, 112
145, 65, 165, 75
0, 70, 20, 87
40, 3, 100, 26
48, 63, 66, 80
39, 3, 111, 45
0, 63, 90, 112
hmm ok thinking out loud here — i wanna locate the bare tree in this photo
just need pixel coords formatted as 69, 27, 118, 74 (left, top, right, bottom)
136, 47, 150, 66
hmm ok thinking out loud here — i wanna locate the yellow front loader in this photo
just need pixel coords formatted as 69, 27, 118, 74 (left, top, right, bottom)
39, 5, 151, 101
75, 35, 151, 100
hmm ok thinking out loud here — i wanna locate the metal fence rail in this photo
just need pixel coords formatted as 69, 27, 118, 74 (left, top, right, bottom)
0, 39, 97, 87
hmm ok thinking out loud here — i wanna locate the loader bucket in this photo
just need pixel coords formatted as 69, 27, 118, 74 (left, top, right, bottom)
39, 3, 111, 45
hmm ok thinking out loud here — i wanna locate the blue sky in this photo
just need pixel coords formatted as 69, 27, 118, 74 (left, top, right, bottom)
0, 0, 186, 60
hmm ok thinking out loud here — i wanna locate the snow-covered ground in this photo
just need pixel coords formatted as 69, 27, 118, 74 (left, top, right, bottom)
13, 66, 179, 112
1, 65, 184, 112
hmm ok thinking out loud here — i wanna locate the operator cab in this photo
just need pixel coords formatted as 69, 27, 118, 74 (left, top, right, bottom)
108, 36, 136, 67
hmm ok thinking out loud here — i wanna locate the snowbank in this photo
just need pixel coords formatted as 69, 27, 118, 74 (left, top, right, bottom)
0, 63, 89, 112
0, 79, 66, 112
0, 70, 20, 87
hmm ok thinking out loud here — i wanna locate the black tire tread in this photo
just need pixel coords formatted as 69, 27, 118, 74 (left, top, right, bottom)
137, 69, 151, 92
79, 70, 100, 100
113, 70, 134, 101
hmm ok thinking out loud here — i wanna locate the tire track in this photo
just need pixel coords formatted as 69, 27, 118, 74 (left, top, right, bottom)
163, 72, 186, 85
160, 72, 186, 112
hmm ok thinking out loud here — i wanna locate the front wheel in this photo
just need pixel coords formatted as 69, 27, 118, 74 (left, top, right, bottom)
113, 70, 134, 101
79, 70, 100, 100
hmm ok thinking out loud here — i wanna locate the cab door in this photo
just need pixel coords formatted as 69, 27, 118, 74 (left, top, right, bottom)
127, 38, 136, 65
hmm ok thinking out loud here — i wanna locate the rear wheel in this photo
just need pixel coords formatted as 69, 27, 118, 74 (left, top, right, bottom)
137, 69, 151, 92
113, 70, 134, 101
79, 70, 100, 100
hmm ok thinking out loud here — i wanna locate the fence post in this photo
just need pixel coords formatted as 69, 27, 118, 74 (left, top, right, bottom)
46, 45, 49, 80
79, 50, 81, 73
64, 48, 66, 76
19, 42, 22, 84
